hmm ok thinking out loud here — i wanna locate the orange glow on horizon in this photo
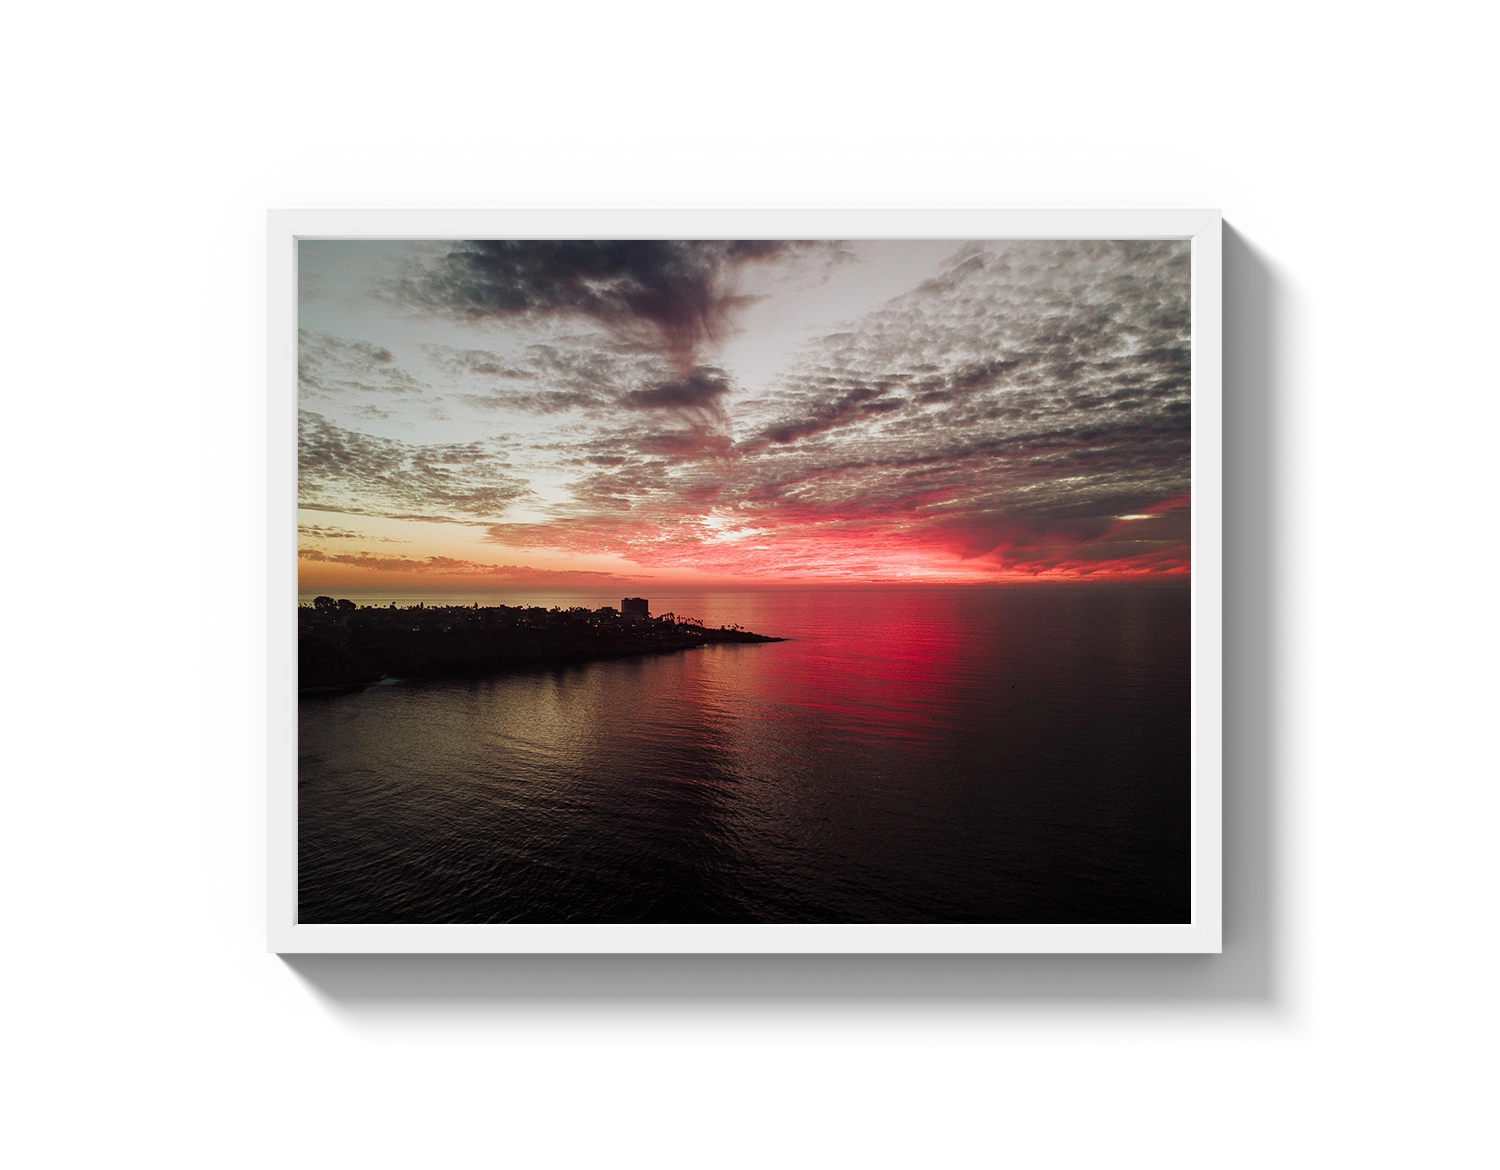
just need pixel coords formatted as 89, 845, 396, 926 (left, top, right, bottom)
297, 498, 1192, 595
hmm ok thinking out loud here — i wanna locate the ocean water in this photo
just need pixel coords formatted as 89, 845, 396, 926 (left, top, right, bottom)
298, 584, 1191, 923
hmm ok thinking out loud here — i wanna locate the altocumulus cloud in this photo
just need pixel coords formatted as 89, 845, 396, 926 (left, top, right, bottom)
709, 240, 1193, 572
298, 411, 530, 523
480, 240, 1192, 577
298, 330, 428, 402
303, 238, 1193, 580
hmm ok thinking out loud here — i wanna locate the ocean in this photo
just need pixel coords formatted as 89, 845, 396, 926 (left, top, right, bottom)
297, 583, 1191, 923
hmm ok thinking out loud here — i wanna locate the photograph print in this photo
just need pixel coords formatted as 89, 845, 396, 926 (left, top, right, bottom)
295, 232, 1198, 927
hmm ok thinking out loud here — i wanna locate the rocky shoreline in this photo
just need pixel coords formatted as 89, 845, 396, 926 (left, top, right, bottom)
298, 600, 783, 691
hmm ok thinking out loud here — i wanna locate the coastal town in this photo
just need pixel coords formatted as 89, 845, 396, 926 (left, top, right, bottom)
298, 597, 782, 690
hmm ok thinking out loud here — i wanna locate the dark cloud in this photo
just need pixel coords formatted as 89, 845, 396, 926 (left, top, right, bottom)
747, 385, 906, 447
400, 240, 819, 366
622, 366, 732, 411
617, 366, 736, 460
298, 411, 529, 523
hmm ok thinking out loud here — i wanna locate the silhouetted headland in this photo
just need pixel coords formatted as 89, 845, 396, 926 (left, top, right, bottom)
298, 596, 784, 690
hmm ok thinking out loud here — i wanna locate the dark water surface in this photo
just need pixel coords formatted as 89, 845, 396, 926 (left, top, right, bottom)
299, 584, 1190, 923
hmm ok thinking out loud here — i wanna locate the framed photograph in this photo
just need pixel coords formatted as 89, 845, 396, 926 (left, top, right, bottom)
178, 114, 1476, 1056
267, 209, 1222, 953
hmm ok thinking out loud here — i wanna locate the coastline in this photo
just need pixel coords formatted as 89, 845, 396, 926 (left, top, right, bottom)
298, 603, 783, 691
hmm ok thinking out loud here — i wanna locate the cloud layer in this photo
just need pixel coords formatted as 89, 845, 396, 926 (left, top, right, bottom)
400, 240, 815, 368
298, 548, 625, 583
298, 411, 528, 523
299, 239, 1192, 582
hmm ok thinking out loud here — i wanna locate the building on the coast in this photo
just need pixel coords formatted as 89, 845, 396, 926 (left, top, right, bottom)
621, 597, 649, 618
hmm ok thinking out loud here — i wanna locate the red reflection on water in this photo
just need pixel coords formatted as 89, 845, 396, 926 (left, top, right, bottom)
660, 589, 978, 750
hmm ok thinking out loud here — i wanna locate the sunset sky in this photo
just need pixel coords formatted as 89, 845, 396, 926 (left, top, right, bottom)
297, 238, 1191, 596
